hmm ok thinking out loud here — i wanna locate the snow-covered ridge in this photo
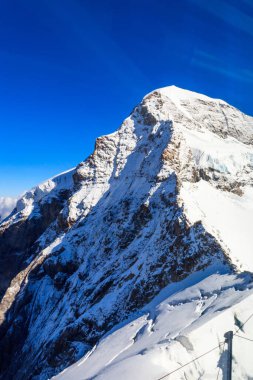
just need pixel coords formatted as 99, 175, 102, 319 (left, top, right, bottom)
54, 270, 253, 380
156, 84, 225, 103
2, 168, 75, 226
0, 86, 252, 380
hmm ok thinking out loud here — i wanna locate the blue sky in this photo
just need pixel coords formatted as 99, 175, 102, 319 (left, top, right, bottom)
0, 0, 252, 197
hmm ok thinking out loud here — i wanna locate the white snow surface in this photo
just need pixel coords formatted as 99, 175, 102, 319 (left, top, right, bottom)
54, 269, 253, 380
158, 85, 224, 102
181, 181, 253, 272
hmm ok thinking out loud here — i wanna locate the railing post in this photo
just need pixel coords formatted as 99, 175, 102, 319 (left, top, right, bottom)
224, 331, 233, 380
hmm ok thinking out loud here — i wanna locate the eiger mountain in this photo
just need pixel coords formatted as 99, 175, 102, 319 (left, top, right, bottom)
0, 86, 253, 380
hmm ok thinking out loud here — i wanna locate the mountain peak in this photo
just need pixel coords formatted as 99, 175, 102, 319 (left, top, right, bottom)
0, 86, 253, 380
148, 85, 224, 104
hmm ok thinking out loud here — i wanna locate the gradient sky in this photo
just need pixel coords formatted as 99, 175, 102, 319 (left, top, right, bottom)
0, 0, 252, 197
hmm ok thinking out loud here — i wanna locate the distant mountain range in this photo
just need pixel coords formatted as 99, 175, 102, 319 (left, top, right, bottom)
0, 197, 16, 221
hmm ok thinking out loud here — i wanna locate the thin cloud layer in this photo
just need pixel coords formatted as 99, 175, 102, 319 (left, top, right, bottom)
0, 197, 17, 221
189, 0, 253, 38
191, 49, 253, 84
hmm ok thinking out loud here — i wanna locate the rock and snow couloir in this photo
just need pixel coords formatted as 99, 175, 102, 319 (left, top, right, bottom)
0, 86, 253, 380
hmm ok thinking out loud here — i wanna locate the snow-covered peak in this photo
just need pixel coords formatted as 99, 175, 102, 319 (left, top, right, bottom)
154, 85, 223, 103
0, 86, 253, 380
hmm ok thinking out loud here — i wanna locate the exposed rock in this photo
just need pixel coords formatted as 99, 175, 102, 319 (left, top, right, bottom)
0, 86, 252, 380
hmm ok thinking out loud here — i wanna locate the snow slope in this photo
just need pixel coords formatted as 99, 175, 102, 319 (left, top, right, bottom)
0, 86, 253, 380
54, 270, 253, 380
181, 181, 253, 272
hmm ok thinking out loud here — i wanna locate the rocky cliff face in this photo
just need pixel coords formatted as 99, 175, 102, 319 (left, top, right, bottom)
0, 86, 252, 380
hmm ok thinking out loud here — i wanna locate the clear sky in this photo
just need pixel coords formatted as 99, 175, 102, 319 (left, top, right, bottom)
0, 0, 252, 197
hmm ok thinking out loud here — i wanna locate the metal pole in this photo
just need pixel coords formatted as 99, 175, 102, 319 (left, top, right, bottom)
224, 331, 233, 380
